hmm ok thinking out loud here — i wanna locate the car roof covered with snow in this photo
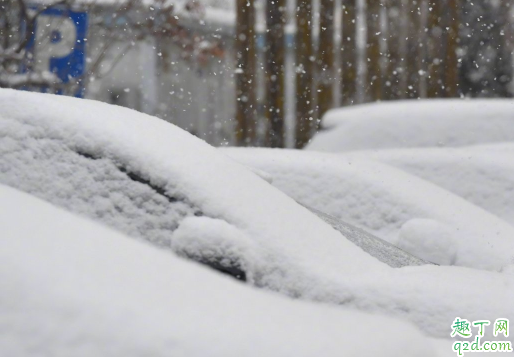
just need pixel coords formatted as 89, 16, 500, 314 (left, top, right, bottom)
307, 99, 514, 152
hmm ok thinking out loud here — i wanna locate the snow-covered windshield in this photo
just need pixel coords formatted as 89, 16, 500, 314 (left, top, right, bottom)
1, 117, 200, 248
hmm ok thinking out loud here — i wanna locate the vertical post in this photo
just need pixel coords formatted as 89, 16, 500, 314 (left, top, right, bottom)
365, 0, 382, 101
317, 0, 335, 123
265, 0, 286, 147
295, 0, 314, 148
235, 0, 256, 146
341, 0, 357, 105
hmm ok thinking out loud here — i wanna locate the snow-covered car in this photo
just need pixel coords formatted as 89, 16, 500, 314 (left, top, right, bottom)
2, 184, 437, 357
307, 99, 514, 152
222, 147, 514, 268
347, 144, 514, 226
1, 89, 514, 343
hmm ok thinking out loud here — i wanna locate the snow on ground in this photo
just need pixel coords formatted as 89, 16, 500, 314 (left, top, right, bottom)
1, 184, 437, 357
307, 99, 514, 152
222, 147, 514, 270
347, 144, 514, 226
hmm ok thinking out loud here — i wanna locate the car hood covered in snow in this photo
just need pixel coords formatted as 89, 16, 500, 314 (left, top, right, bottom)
1, 184, 436, 357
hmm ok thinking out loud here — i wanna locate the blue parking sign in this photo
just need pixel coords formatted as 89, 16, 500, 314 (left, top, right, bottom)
26, 7, 88, 97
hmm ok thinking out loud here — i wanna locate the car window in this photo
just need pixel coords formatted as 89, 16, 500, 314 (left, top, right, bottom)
306, 206, 431, 268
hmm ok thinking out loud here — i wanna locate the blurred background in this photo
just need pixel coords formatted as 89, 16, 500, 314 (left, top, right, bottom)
1, 0, 513, 147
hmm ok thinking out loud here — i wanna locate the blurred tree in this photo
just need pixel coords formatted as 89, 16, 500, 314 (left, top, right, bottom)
426, 0, 443, 97
265, 0, 286, 147
383, 0, 401, 100
295, 0, 314, 148
235, 0, 257, 145
441, 0, 460, 97
365, 0, 381, 101
460, 0, 513, 97
341, 0, 357, 105
317, 0, 335, 122
406, 0, 421, 98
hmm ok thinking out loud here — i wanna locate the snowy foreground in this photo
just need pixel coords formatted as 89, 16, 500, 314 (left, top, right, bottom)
1, 184, 435, 356
1, 90, 514, 355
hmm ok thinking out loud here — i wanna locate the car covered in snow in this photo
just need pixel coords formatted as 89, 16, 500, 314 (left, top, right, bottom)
346, 144, 514, 226
222, 147, 514, 269
2, 183, 437, 357
1, 89, 514, 348
307, 99, 514, 152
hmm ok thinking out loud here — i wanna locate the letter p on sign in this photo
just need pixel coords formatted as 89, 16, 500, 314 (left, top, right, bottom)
26, 7, 88, 97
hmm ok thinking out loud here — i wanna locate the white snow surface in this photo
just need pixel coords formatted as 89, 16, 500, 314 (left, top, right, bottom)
3, 184, 514, 348
1, 184, 437, 357
0, 89, 385, 298
397, 219, 459, 265
307, 99, 514, 152
3, 90, 514, 341
351, 144, 514, 225
222, 147, 514, 270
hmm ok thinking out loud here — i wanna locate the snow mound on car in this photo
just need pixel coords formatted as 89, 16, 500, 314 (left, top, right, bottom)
0, 89, 384, 298
0, 184, 434, 357
398, 219, 459, 265
222, 147, 514, 271
350, 144, 514, 225
307, 99, 514, 152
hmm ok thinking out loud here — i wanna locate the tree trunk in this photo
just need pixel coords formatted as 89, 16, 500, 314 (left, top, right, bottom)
366, 0, 382, 101
265, 0, 286, 147
442, 0, 460, 97
295, 0, 315, 148
235, 0, 256, 145
426, 0, 444, 97
383, 0, 401, 100
341, 0, 357, 105
405, 0, 421, 98
317, 0, 335, 123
